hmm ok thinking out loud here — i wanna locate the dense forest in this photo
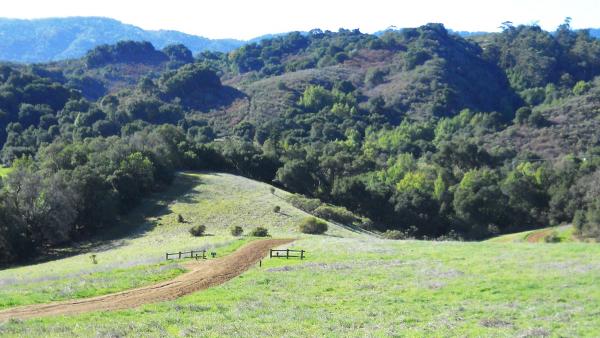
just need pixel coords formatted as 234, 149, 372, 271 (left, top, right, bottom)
1, 21, 599, 264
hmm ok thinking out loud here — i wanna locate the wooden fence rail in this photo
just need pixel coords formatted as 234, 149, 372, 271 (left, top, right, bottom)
165, 249, 206, 260
270, 249, 305, 260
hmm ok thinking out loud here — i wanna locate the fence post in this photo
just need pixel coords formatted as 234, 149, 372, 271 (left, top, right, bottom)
190, 250, 194, 259
301, 250, 304, 260
286, 249, 289, 259
166, 253, 169, 260
178, 251, 182, 259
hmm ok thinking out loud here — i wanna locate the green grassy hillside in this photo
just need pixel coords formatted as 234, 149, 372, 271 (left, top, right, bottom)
0, 167, 11, 177
487, 225, 583, 243
1, 173, 600, 336
0, 172, 358, 310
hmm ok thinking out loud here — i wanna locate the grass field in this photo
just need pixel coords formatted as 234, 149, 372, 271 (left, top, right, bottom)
0, 173, 355, 311
0, 167, 12, 178
1, 172, 599, 337
487, 225, 580, 243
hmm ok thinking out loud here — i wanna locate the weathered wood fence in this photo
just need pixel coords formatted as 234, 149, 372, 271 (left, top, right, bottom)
165, 249, 206, 260
270, 249, 305, 259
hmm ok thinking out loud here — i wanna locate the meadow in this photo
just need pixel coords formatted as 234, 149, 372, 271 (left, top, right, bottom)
0, 167, 12, 178
0, 173, 599, 337
486, 225, 580, 243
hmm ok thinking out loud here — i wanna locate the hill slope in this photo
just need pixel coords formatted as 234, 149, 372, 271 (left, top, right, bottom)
0, 172, 361, 310
0, 17, 245, 63
0, 173, 599, 336
0, 23, 598, 265
486, 225, 583, 243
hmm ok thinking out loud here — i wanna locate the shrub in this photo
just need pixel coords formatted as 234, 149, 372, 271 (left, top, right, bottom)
383, 230, 406, 240
544, 231, 561, 243
299, 217, 328, 234
269, 187, 276, 194
313, 205, 358, 225
298, 85, 334, 111
365, 67, 387, 86
435, 230, 463, 241
573, 80, 591, 96
177, 214, 185, 223
250, 227, 269, 237
273, 205, 281, 213
527, 111, 548, 127
89, 254, 98, 264
514, 107, 532, 124
189, 225, 206, 237
383, 226, 418, 240
286, 194, 322, 212
358, 218, 375, 230
230, 225, 243, 236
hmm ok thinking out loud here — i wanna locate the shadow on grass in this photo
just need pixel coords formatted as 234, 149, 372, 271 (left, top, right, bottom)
328, 220, 382, 238
8, 173, 204, 268
322, 233, 344, 238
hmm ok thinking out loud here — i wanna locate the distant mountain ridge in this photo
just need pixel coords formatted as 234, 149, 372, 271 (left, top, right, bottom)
0, 17, 246, 63
0, 17, 599, 63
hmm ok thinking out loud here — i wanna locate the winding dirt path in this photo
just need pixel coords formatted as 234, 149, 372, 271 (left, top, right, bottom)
0, 238, 294, 321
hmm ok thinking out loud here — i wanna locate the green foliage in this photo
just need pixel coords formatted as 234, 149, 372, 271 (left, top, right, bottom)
298, 85, 335, 112
189, 224, 206, 236
433, 172, 447, 201
365, 120, 435, 157
275, 160, 318, 195
0, 21, 599, 259
527, 111, 548, 127
383, 229, 415, 240
0, 124, 195, 263
313, 205, 358, 225
514, 106, 532, 124
502, 162, 550, 226
396, 171, 433, 194
85, 41, 168, 68
364, 67, 387, 86
453, 169, 509, 237
298, 217, 328, 234
230, 225, 244, 236
225, 29, 371, 76
572, 169, 600, 239
377, 153, 417, 185
286, 194, 322, 213
249, 227, 269, 237
544, 231, 561, 243
162, 44, 194, 65
573, 80, 592, 95
485, 24, 600, 91
160, 64, 221, 102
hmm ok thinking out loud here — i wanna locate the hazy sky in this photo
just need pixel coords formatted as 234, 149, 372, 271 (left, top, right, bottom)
1, 0, 598, 39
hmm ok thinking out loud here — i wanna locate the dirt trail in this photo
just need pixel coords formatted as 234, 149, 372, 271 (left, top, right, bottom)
526, 229, 552, 243
0, 238, 294, 321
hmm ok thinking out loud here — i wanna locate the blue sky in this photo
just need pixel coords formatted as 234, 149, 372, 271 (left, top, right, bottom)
1, 0, 598, 39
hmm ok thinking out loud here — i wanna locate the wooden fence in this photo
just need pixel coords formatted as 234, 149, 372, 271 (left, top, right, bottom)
165, 249, 206, 260
270, 249, 305, 260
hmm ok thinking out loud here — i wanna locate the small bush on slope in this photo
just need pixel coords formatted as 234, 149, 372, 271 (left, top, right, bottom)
230, 226, 243, 237
189, 225, 206, 237
249, 227, 269, 237
299, 217, 328, 234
